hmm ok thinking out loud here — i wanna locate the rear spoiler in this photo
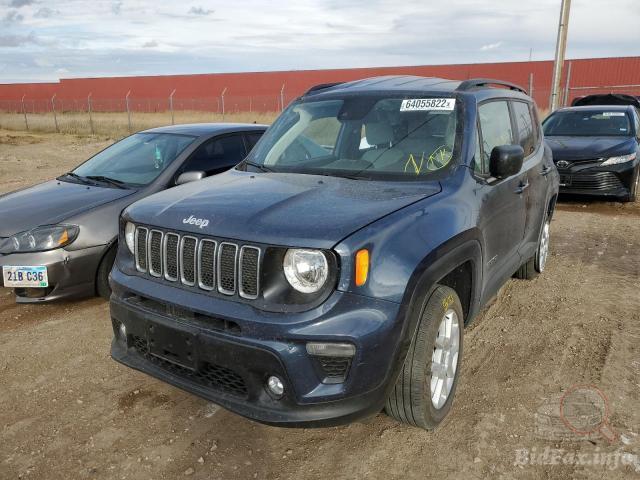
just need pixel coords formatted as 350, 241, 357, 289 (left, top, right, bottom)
572, 93, 640, 108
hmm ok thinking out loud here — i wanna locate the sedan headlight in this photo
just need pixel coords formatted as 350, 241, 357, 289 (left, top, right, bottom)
1, 225, 79, 254
601, 153, 636, 166
124, 222, 136, 254
283, 249, 328, 293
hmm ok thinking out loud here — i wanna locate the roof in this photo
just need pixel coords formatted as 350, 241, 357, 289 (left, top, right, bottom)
303, 75, 530, 103
141, 123, 268, 137
572, 93, 640, 108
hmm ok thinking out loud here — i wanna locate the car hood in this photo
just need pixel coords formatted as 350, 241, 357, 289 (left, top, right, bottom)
545, 136, 636, 161
125, 169, 441, 249
0, 179, 135, 237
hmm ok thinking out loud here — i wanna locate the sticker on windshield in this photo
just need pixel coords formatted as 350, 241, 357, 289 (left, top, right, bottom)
602, 112, 625, 117
400, 98, 455, 112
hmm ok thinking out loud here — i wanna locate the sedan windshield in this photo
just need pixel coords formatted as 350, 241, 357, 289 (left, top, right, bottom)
245, 96, 458, 180
70, 133, 196, 186
543, 110, 631, 137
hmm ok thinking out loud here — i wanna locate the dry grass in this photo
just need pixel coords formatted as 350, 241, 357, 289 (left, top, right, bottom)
0, 111, 278, 139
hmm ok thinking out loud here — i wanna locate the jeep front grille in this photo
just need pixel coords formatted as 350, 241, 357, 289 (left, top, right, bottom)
133, 226, 261, 300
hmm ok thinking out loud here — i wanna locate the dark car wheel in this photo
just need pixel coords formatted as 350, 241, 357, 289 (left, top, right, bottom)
623, 166, 639, 203
385, 285, 463, 430
515, 215, 550, 280
96, 244, 117, 300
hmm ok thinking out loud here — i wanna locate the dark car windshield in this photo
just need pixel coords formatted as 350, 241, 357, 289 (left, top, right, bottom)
244, 96, 458, 180
71, 133, 196, 186
543, 110, 631, 137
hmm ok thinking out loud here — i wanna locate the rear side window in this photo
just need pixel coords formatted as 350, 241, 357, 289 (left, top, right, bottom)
512, 101, 536, 156
478, 101, 514, 172
181, 134, 247, 176
246, 131, 264, 150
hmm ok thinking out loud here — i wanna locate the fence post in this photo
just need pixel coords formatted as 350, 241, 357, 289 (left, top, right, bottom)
51, 94, 59, 133
280, 83, 286, 111
21, 94, 29, 131
563, 61, 572, 107
87, 92, 94, 135
125, 90, 132, 133
221, 87, 227, 121
169, 89, 176, 125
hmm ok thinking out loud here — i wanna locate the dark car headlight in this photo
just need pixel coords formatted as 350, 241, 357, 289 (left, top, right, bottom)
0, 225, 79, 254
601, 153, 636, 166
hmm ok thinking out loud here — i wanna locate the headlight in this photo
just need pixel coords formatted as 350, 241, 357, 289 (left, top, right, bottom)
124, 222, 136, 254
601, 153, 636, 166
283, 249, 328, 293
1, 225, 79, 254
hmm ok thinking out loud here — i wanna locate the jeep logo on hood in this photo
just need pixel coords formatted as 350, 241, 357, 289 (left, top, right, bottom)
182, 215, 209, 229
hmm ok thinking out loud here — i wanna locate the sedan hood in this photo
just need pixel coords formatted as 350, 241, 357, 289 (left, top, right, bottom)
0, 179, 135, 237
546, 136, 636, 161
126, 169, 441, 249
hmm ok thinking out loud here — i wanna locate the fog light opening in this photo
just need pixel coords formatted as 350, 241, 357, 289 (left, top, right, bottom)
266, 375, 284, 398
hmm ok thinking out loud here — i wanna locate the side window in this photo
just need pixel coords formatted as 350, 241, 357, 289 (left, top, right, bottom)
181, 134, 247, 176
478, 101, 514, 173
512, 101, 536, 156
634, 109, 640, 139
245, 131, 264, 151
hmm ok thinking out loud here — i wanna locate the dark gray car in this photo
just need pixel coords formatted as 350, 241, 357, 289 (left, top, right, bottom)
0, 123, 267, 303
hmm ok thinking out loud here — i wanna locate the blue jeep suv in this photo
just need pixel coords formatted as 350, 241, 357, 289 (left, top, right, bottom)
110, 76, 559, 430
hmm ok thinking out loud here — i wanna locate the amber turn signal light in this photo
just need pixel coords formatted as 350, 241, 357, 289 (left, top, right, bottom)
355, 249, 369, 287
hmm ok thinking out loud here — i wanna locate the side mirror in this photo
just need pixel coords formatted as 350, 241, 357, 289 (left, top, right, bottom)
489, 145, 524, 179
175, 171, 205, 186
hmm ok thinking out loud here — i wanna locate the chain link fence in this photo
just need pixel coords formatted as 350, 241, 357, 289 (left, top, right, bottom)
0, 92, 293, 137
1, 81, 638, 138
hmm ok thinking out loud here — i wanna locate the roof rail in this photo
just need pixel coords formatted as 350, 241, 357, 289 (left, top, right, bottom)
304, 82, 345, 95
456, 78, 527, 94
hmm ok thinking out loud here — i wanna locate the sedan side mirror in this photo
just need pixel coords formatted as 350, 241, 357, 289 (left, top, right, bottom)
175, 171, 205, 186
489, 145, 525, 179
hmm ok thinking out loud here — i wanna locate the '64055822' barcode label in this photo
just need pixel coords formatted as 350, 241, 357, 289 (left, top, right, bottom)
400, 98, 456, 111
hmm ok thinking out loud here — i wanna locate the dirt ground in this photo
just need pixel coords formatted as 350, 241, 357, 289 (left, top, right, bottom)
1, 130, 639, 479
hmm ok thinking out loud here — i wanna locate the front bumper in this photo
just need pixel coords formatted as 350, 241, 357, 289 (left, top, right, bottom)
109, 266, 406, 427
555, 158, 638, 197
0, 246, 105, 303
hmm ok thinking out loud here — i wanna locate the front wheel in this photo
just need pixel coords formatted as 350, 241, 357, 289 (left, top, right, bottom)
96, 245, 117, 300
623, 166, 639, 203
385, 285, 463, 430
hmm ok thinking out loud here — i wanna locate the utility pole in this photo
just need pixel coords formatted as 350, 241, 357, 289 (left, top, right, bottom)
221, 87, 227, 121
125, 90, 132, 133
549, 0, 571, 111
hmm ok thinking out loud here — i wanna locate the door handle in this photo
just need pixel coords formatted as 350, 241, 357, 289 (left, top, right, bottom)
515, 181, 530, 194
540, 166, 552, 176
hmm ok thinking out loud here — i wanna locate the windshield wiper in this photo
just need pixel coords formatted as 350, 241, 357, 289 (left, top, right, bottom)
60, 172, 92, 184
241, 160, 274, 173
85, 175, 129, 189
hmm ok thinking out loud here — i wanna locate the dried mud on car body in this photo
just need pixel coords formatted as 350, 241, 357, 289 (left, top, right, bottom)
0, 131, 639, 479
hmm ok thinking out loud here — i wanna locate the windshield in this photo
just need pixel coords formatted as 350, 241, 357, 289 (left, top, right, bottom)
543, 110, 631, 137
245, 96, 458, 180
71, 133, 196, 186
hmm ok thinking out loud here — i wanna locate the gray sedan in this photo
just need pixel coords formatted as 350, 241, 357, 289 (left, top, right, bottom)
0, 123, 267, 303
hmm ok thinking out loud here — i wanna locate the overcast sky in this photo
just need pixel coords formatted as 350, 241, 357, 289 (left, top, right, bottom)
1, 0, 638, 83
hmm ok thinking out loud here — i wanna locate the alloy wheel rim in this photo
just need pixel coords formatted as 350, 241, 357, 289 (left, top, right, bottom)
538, 222, 550, 271
430, 309, 460, 410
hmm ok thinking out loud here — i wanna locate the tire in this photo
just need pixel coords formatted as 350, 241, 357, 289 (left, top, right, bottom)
623, 166, 639, 203
96, 244, 117, 300
385, 285, 463, 430
515, 215, 550, 279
